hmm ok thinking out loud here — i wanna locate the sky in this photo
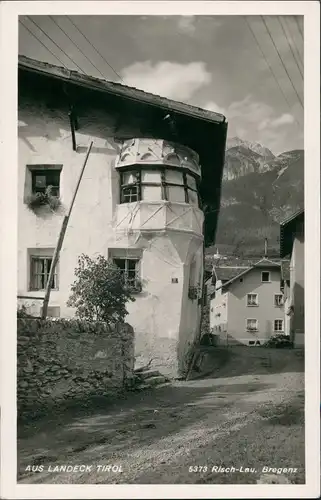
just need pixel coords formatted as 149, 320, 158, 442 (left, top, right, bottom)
19, 15, 304, 155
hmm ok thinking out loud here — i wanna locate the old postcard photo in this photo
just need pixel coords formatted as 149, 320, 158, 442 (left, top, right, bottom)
0, 1, 320, 498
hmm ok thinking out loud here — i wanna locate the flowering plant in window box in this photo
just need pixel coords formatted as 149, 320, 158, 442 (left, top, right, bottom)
26, 186, 61, 212
125, 280, 143, 294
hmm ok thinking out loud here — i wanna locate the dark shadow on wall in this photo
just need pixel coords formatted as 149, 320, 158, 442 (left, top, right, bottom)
292, 282, 304, 334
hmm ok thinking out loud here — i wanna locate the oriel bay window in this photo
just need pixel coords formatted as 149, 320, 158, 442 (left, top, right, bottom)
119, 167, 199, 206
121, 171, 140, 203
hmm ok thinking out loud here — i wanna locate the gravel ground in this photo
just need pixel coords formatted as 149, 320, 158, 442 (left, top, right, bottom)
18, 349, 305, 484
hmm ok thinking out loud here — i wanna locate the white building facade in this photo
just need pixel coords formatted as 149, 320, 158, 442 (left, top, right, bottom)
209, 260, 286, 346
18, 56, 227, 376
280, 210, 304, 347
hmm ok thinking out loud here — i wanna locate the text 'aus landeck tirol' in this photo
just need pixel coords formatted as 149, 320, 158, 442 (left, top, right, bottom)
25, 464, 123, 473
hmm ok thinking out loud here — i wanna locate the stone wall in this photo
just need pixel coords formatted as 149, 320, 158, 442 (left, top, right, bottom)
17, 318, 134, 417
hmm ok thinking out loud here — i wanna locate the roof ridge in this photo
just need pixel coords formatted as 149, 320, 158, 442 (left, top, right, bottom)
215, 265, 250, 269
216, 258, 281, 290
280, 208, 304, 226
18, 55, 227, 125
255, 257, 281, 265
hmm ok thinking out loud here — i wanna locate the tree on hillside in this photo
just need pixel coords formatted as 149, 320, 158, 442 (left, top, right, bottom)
67, 254, 136, 325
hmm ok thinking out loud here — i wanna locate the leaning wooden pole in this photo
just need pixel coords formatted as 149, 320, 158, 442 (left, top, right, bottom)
41, 141, 93, 319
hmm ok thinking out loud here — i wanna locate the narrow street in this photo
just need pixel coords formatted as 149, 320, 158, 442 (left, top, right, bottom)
18, 349, 305, 485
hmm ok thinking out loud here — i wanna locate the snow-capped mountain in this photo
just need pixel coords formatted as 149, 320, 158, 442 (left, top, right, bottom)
226, 137, 275, 158
208, 138, 304, 255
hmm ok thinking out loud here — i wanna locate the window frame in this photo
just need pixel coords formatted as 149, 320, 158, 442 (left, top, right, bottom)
30, 168, 61, 197
274, 319, 284, 333
119, 165, 200, 206
29, 255, 59, 291
261, 271, 271, 283
113, 257, 141, 292
246, 318, 258, 332
246, 293, 258, 307
274, 293, 284, 307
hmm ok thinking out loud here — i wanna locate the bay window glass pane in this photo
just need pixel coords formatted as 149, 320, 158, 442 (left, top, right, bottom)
123, 171, 138, 185
122, 185, 138, 203
141, 170, 161, 183
186, 174, 197, 190
141, 185, 162, 201
167, 186, 185, 203
188, 189, 199, 207
165, 169, 184, 184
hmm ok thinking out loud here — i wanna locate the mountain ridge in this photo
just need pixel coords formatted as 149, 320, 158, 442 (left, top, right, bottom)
226, 136, 275, 158
211, 137, 304, 256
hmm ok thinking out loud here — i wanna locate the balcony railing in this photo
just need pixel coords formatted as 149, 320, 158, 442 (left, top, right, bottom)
114, 201, 204, 237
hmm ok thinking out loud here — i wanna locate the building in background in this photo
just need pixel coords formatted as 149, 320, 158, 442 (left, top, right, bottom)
280, 209, 304, 348
17, 56, 227, 377
209, 258, 286, 346
280, 260, 291, 335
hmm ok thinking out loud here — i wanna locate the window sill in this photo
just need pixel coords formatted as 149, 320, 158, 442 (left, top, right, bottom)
129, 289, 142, 295
125, 284, 142, 294
118, 200, 200, 207
247, 304, 259, 307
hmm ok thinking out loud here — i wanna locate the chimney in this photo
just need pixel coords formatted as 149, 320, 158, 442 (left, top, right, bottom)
264, 238, 268, 258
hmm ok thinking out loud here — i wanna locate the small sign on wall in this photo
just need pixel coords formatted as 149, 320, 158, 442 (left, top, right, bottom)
171, 278, 178, 283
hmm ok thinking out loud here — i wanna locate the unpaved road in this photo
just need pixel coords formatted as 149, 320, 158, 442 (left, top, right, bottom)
18, 350, 305, 484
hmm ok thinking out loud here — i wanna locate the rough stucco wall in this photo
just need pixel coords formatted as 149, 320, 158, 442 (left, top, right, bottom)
176, 240, 203, 375
18, 103, 119, 312
132, 232, 204, 378
223, 267, 285, 345
17, 318, 134, 416
18, 95, 204, 380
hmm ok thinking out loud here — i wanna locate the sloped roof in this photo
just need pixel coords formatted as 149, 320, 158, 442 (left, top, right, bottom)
216, 258, 281, 291
215, 266, 250, 282
255, 259, 281, 268
280, 209, 304, 258
18, 56, 228, 243
280, 208, 304, 227
18, 55, 226, 126
213, 256, 259, 267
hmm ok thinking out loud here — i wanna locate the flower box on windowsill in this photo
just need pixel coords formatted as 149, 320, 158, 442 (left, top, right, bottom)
125, 280, 143, 294
26, 186, 61, 212
247, 327, 258, 332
